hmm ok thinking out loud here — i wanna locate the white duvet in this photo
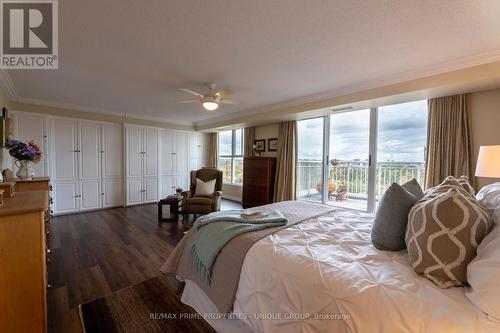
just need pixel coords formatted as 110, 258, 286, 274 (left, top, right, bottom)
232, 209, 500, 333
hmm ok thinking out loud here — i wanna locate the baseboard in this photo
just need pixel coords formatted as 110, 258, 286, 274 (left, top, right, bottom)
222, 194, 242, 203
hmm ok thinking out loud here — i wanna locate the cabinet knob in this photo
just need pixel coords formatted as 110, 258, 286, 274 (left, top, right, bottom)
46, 249, 52, 255
47, 284, 53, 290
73, 149, 81, 153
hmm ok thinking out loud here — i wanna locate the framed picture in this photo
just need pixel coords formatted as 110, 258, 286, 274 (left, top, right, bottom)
254, 139, 266, 152
268, 138, 278, 152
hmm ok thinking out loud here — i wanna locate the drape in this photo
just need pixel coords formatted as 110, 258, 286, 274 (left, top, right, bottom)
425, 94, 475, 188
273, 121, 297, 202
208, 132, 218, 169
243, 127, 255, 157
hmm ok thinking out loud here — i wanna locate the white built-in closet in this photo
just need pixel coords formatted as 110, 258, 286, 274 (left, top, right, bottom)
12, 111, 209, 215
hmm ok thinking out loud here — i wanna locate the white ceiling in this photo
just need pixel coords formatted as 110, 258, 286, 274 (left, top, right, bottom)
7, 0, 500, 126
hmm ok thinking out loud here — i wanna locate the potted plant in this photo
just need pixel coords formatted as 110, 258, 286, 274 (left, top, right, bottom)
5, 139, 42, 180
175, 187, 183, 195
336, 182, 348, 201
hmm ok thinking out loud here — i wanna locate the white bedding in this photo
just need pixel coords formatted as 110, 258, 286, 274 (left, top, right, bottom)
228, 209, 500, 333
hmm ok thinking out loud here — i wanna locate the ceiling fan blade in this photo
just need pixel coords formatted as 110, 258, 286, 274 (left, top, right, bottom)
179, 88, 204, 98
214, 89, 233, 98
220, 99, 238, 105
178, 100, 199, 103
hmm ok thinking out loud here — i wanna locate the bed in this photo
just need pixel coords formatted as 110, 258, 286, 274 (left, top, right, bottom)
163, 201, 500, 333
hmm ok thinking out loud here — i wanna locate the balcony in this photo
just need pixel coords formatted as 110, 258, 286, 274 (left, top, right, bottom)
297, 160, 425, 210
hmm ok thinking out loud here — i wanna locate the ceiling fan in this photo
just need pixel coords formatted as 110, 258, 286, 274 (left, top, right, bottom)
178, 83, 237, 111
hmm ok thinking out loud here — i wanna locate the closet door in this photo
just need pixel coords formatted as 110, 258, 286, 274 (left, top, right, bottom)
80, 180, 101, 210
144, 178, 158, 202
160, 175, 175, 197
14, 113, 48, 177
160, 130, 174, 175
79, 121, 101, 180
144, 128, 158, 177
103, 179, 123, 207
127, 127, 143, 178
54, 181, 79, 213
52, 118, 78, 181
176, 174, 188, 193
127, 178, 143, 205
175, 132, 188, 174
189, 133, 202, 171
101, 124, 123, 179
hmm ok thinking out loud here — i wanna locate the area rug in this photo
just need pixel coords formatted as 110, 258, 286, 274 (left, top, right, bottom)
79, 274, 215, 333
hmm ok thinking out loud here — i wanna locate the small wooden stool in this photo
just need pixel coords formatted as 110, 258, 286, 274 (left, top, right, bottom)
158, 195, 182, 223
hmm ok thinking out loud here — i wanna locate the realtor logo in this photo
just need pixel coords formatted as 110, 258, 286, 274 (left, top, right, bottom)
0, 0, 58, 69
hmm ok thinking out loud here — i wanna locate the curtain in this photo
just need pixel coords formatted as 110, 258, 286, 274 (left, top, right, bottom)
244, 127, 255, 157
425, 94, 475, 188
274, 121, 297, 202
208, 132, 218, 169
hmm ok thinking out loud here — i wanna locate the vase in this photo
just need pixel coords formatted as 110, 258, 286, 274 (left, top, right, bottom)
15, 160, 34, 180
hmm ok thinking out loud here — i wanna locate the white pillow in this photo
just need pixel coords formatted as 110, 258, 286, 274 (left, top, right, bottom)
476, 182, 500, 226
195, 178, 216, 196
466, 224, 500, 320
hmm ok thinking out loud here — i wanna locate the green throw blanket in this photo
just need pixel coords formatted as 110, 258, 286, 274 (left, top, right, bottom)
189, 210, 288, 285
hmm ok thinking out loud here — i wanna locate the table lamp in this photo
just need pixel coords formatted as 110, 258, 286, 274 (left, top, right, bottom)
475, 145, 500, 178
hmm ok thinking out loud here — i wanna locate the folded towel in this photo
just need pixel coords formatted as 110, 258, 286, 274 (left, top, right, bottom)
189, 210, 288, 285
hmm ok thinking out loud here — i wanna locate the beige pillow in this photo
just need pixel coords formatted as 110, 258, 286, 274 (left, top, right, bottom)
195, 178, 216, 196
405, 185, 490, 289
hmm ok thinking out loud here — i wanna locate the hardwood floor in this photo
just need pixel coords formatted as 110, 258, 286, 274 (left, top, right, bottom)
47, 199, 241, 333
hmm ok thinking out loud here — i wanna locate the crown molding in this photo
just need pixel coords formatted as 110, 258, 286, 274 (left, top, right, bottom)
14, 97, 194, 127
0, 70, 18, 100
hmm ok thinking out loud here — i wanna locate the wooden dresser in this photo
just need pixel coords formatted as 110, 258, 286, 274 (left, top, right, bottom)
0, 178, 51, 333
242, 157, 277, 208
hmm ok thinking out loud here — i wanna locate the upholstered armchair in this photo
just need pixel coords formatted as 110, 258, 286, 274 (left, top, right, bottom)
181, 168, 223, 215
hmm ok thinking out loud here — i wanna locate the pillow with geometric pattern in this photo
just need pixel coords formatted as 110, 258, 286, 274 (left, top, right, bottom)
405, 184, 490, 289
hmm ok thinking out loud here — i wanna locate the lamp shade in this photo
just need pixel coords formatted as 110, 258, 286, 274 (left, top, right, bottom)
475, 145, 500, 178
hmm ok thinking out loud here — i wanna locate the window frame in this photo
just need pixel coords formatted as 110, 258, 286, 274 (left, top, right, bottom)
218, 129, 244, 184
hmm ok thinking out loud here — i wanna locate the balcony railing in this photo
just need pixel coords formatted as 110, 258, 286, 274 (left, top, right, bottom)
297, 160, 425, 200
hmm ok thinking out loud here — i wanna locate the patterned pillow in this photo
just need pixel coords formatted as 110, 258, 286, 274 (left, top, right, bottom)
423, 176, 472, 200
457, 175, 475, 196
405, 185, 490, 288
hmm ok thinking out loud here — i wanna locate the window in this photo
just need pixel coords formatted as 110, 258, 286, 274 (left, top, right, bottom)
218, 129, 244, 184
297, 100, 428, 213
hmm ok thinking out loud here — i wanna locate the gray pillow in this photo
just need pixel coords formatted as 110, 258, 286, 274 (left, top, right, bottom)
401, 178, 424, 200
371, 182, 418, 251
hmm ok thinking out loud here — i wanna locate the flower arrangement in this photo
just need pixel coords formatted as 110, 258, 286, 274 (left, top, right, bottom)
336, 182, 347, 193
5, 139, 42, 162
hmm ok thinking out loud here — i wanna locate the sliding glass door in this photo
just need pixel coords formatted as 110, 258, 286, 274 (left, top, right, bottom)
297, 117, 324, 203
327, 109, 371, 211
376, 100, 428, 200
297, 100, 428, 212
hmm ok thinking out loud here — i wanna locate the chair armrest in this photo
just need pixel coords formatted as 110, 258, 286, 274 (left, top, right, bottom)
181, 191, 192, 200
214, 191, 222, 198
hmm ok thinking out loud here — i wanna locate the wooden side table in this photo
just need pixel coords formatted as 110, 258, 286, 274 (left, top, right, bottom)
158, 195, 182, 223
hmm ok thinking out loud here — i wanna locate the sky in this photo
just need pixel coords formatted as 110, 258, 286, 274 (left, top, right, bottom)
298, 100, 428, 163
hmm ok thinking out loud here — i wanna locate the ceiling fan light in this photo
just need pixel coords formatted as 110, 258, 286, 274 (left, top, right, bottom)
202, 101, 219, 111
